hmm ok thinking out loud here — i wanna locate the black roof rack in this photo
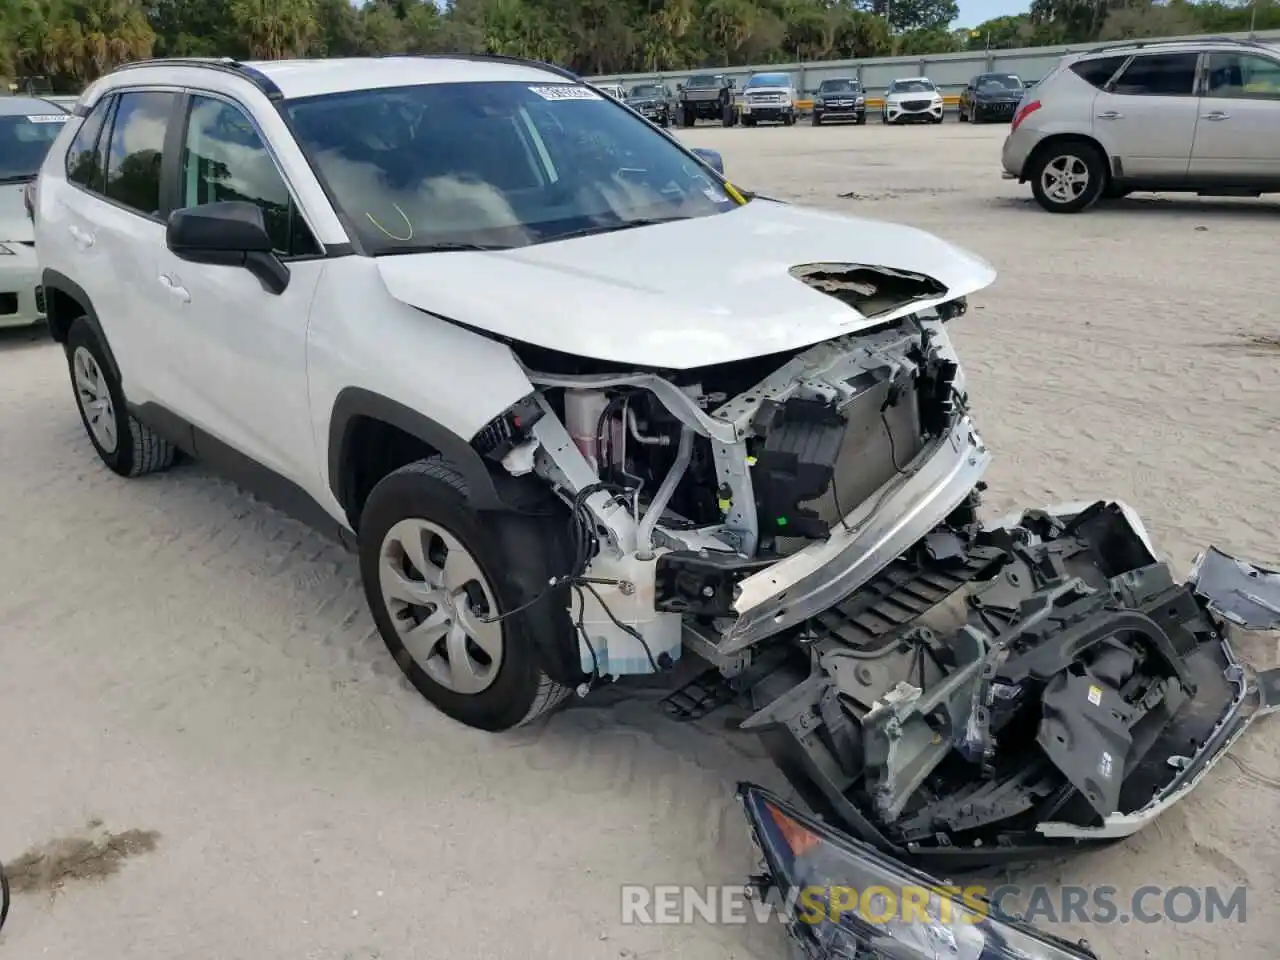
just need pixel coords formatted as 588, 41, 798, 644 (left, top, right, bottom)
110, 57, 284, 100
1085, 36, 1273, 54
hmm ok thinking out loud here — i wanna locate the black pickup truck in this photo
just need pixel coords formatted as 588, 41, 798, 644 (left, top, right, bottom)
676, 74, 737, 127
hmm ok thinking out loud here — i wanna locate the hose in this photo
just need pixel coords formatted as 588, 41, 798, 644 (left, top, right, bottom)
636, 425, 693, 560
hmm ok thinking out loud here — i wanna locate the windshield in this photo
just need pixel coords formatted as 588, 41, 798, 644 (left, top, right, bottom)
818, 80, 859, 94
889, 80, 935, 93
685, 75, 718, 88
0, 111, 69, 181
286, 81, 738, 255
747, 73, 789, 88
629, 85, 665, 99
977, 74, 1023, 90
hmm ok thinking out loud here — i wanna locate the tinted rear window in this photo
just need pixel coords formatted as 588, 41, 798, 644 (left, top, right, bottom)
1069, 56, 1129, 89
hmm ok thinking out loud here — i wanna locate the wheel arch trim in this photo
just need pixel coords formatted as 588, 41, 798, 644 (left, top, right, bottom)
327, 386, 506, 519
41, 269, 121, 381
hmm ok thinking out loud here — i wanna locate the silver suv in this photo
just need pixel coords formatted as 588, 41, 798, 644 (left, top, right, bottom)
1002, 37, 1280, 212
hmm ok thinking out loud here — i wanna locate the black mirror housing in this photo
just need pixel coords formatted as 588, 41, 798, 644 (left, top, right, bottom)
167, 201, 274, 255
166, 201, 289, 295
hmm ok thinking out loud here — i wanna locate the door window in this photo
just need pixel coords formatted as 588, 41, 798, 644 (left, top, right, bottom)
1204, 52, 1280, 100
103, 91, 178, 217
1110, 53, 1199, 96
65, 96, 114, 192
179, 95, 319, 258
1069, 55, 1129, 90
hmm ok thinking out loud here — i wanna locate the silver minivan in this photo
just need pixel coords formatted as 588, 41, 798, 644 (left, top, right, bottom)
1001, 37, 1280, 212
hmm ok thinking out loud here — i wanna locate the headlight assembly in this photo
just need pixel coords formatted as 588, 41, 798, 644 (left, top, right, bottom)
738, 784, 1100, 960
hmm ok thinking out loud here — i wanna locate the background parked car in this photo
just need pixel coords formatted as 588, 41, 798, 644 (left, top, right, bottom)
0, 95, 70, 330
676, 73, 737, 126
811, 77, 866, 125
625, 82, 674, 126
958, 72, 1027, 122
739, 71, 796, 126
881, 77, 944, 124
1001, 36, 1280, 213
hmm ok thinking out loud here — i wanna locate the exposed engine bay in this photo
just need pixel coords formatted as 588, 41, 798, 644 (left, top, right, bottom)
469, 288, 1280, 956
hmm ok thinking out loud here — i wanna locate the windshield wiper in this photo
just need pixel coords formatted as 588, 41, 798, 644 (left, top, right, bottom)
538, 215, 694, 244
0, 174, 35, 185
376, 241, 516, 255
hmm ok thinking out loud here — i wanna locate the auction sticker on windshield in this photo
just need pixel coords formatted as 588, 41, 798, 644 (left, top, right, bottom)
528, 85, 601, 101
26, 115, 69, 124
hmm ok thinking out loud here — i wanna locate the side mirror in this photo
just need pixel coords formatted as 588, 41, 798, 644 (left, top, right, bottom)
676, 83, 684, 91
166, 201, 289, 295
690, 147, 724, 175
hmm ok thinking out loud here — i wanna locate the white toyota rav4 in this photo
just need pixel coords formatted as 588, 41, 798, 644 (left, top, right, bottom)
35, 57, 1279, 943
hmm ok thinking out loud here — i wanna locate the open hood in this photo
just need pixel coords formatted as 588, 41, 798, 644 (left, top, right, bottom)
375, 200, 995, 369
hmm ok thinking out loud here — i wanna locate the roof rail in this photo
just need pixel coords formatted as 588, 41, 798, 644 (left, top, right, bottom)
380, 53, 581, 82
110, 57, 284, 100
1085, 35, 1272, 54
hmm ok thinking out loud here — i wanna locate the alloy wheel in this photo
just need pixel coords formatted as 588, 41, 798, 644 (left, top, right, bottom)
72, 346, 117, 453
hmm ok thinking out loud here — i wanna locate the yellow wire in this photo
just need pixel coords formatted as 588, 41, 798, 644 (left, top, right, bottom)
366, 202, 413, 242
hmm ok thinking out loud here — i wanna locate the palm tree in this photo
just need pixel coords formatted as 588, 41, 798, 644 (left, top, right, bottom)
230, 0, 318, 60
42, 0, 153, 85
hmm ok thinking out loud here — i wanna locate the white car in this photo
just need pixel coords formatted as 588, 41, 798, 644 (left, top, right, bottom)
0, 95, 71, 328
34, 57, 1277, 945
881, 77, 945, 124
596, 82, 626, 100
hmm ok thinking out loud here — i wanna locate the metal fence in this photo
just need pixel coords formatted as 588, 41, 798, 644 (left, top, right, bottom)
586, 29, 1280, 107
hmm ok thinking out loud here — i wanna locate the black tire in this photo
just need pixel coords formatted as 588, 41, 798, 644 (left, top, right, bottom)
743, 116, 757, 127
1103, 182, 1131, 200
854, 114, 866, 125
783, 111, 795, 126
958, 105, 968, 122
1028, 139, 1107, 214
359, 457, 574, 731
65, 317, 176, 478
811, 112, 822, 126
682, 106, 695, 127
721, 104, 735, 127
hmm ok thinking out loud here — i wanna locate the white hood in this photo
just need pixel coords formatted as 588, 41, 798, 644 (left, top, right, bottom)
0, 184, 34, 243
375, 200, 995, 369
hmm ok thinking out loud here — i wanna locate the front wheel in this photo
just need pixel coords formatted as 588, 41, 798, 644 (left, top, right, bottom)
1029, 141, 1107, 213
854, 114, 866, 125
811, 112, 822, 126
359, 458, 574, 731
958, 105, 968, 122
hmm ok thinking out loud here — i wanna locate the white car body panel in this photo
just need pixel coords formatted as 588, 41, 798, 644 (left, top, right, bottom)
0, 184, 43, 328
374, 200, 996, 368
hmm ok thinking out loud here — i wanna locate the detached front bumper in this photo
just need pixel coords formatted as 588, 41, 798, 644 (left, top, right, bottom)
722, 416, 990, 654
0, 245, 45, 329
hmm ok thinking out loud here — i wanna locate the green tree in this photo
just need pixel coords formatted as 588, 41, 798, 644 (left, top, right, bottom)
229, 0, 317, 60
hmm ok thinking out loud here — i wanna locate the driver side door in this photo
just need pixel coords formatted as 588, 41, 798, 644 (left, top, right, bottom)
154, 91, 327, 489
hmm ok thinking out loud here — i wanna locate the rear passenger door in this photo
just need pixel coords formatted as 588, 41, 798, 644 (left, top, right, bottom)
1092, 52, 1200, 180
1189, 50, 1280, 183
55, 89, 185, 405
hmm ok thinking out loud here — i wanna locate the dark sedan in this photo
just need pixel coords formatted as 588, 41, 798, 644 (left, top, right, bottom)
625, 82, 674, 127
958, 72, 1027, 123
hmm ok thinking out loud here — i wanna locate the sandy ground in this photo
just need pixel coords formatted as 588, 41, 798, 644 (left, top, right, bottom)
2, 121, 1278, 960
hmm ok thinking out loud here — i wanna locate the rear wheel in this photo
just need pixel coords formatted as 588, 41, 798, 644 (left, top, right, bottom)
65, 317, 176, 478
359, 458, 574, 731
1029, 140, 1107, 214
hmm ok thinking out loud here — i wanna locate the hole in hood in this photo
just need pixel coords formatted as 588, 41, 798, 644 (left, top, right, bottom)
790, 262, 947, 318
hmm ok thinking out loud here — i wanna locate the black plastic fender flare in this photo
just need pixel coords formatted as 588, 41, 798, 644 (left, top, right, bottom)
327, 386, 508, 517
42, 268, 121, 381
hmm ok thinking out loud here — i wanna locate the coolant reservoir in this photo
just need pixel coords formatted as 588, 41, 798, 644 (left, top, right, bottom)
564, 389, 610, 472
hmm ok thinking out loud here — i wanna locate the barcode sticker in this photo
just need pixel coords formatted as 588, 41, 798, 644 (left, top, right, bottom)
528, 85, 600, 102
26, 114, 69, 124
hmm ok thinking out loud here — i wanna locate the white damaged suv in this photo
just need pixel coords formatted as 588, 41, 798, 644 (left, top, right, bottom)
36, 57, 1280, 931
